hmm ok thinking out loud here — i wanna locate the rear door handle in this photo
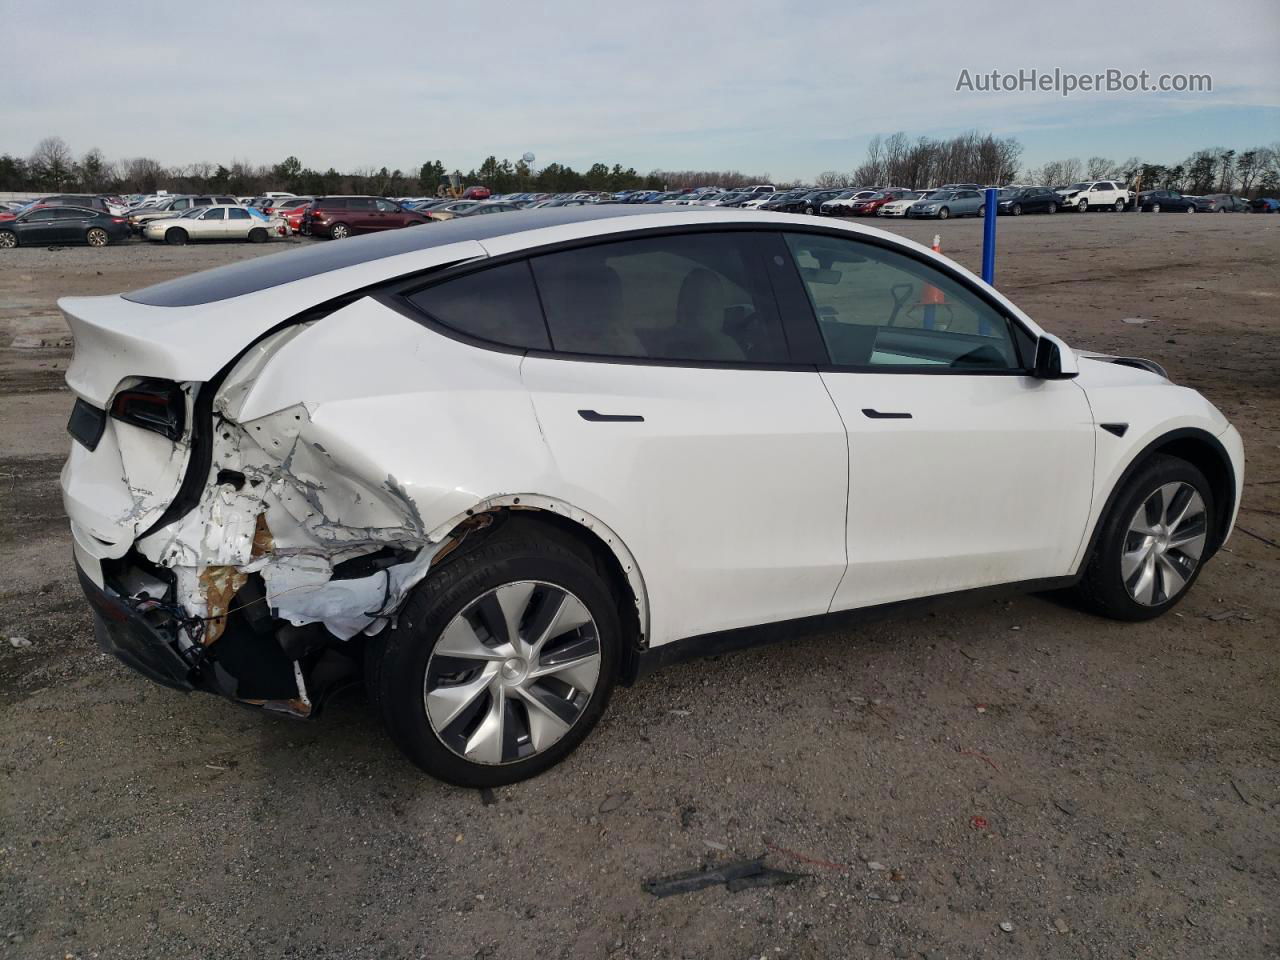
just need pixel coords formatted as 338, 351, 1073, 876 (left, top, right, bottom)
578, 409, 644, 423
861, 408, 912, 419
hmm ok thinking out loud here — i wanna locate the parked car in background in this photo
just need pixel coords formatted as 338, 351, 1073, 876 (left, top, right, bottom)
820, 190, 871, 216
1203, 194, 1250, 212
1185, 195, 1219, 212
128, 195, 240, 230
455, 201, 523, 217
303, 196, 429, 237
1136, 190, 1198, 213
742, 192, 780, 209
907, 189, 985, 219
741, 184, 777, 194
762, 189, 812, 211
848, 190, 909, 216
1057, 180, 1131, 212
141, 205, 287, 244
779, 189, 844, 215
1248, 197, 1280, 212
876, 191, 927, 217
461, 186, 492, 200
60, 205, 1244, 786
996, 186, 1061, 215
21, 194, 115, 214
264, 196, 312, 218
0, 205, 131, 248
425, 199, 484, 219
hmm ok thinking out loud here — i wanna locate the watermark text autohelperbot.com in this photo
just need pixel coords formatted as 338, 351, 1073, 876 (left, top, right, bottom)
956, 68, 1212, 97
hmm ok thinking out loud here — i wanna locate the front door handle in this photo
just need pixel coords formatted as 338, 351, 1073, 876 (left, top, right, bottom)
578, 409, 644, 423
861, 408, 912, 419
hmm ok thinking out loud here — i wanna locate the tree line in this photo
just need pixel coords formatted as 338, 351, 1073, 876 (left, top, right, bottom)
0, 136, 776, 197
3, 133, 1278, 198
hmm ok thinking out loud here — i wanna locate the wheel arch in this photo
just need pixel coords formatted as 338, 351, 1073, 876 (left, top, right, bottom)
1079, 427, 1237, 571
425, 494, 650, 681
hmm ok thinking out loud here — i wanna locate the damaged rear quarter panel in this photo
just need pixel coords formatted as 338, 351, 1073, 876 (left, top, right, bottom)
136, 296, 557, 641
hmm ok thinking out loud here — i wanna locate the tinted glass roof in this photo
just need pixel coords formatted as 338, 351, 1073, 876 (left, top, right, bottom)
124, 206, 718, 307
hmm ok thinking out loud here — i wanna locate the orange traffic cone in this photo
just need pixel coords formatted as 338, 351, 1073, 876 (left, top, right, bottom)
921, 235, 945, 327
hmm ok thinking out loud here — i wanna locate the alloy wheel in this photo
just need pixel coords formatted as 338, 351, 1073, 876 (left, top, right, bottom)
424, 581, 602, 765
0, 231, 16, 248
86, 228, 108, 247
1122, 481, 1207, 606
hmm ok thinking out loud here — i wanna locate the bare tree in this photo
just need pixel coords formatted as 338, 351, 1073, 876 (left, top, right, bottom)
28, 136, 75, 189
1086, 156, 1115, 179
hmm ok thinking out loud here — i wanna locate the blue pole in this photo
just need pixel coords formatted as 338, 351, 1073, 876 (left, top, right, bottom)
981, 187, 998, 285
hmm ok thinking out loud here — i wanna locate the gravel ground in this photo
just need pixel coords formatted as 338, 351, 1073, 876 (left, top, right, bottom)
1, 215, 1277, 960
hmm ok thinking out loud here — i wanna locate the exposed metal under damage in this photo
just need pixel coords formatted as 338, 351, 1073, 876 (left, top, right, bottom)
121, 324, 453, 714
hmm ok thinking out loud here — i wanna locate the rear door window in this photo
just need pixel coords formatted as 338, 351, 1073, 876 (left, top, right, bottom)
530, 232, 790, 363
323, 198, 349, 210
228, 208, 250, 220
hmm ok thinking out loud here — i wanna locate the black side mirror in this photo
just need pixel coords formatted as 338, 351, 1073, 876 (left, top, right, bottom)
1033, 338, 1076, 380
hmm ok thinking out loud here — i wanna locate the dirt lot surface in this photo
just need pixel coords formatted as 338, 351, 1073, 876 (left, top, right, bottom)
1, 215, 1277, 960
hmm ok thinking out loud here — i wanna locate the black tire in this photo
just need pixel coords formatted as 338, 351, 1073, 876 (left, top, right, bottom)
1071, 454, 1214, 622
373, 523, 622, 786
1151, 203, 1161, 213
1012, 203, 1023, 216
1047, 202, 1057, 214
977, 204, 986, 217
86, 227, 110, 247
165, 228, 187, 245
1114, 200, 1125, 212
937, 207, 950, 220
1186, 205, 1195, 213
329, 222, 350, 240
1077, 200, 1089, 212
248, 227, 267, 243
0, 229, 18, 249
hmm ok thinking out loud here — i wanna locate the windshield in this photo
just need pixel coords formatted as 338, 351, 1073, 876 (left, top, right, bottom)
924, 191, 953, 200
1066, 182, 1089, 191
180, 208, 206, 219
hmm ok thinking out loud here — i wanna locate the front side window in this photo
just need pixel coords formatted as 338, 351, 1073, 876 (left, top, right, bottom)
201, 208, 226, 220
375, 199, 399, 212
25, 209, 57, 221
784, 233, 1027, 371
530, 232, 789, 363
349, 198, 376, 211
404, 260, 550, 350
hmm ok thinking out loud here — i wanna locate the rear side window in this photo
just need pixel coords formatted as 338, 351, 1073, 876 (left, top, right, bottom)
404, 260, 550, 350
228, 208, 250, 220
349, 198, 376, 211
530, 232, 790, 363
323, 198, 349, 210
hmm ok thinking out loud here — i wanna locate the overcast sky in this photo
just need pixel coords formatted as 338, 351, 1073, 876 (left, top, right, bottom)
5, 0, 1277, 180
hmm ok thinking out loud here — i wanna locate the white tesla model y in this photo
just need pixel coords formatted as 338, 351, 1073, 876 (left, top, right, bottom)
60, 207, 1244, 785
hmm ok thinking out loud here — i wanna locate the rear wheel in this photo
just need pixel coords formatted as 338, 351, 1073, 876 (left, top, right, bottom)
0, 230, 17, 249
248, 227, 267, 243
1072, 454, 1213, 621
86, 227, 109, 247
1114, 199, 1125, 212
373, 525, 621, 786
164, 228, 188, 245
329, 222, 350, 240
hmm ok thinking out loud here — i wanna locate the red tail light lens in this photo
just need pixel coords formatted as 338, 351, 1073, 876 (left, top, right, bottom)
110, 379, 186, 440
111, 217, 126, 223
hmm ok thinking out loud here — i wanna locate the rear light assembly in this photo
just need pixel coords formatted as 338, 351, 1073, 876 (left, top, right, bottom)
110, 379, 186, 441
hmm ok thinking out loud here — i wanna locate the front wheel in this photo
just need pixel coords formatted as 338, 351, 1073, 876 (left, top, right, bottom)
1151, 203, 1161, 213
1072, 454, 1213, 621
1077, 199, 1089, 212
373, 523, 621, 786
977, 204, 986, 217
937, 207, 950, 220
1047, 202, 1057, 214
1186, 205, 1196, 213
164, 228, 188, 245
1011, 203, 1023, 216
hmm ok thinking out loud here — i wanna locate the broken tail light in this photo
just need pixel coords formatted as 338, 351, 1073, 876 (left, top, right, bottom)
110, 379, 187, 441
